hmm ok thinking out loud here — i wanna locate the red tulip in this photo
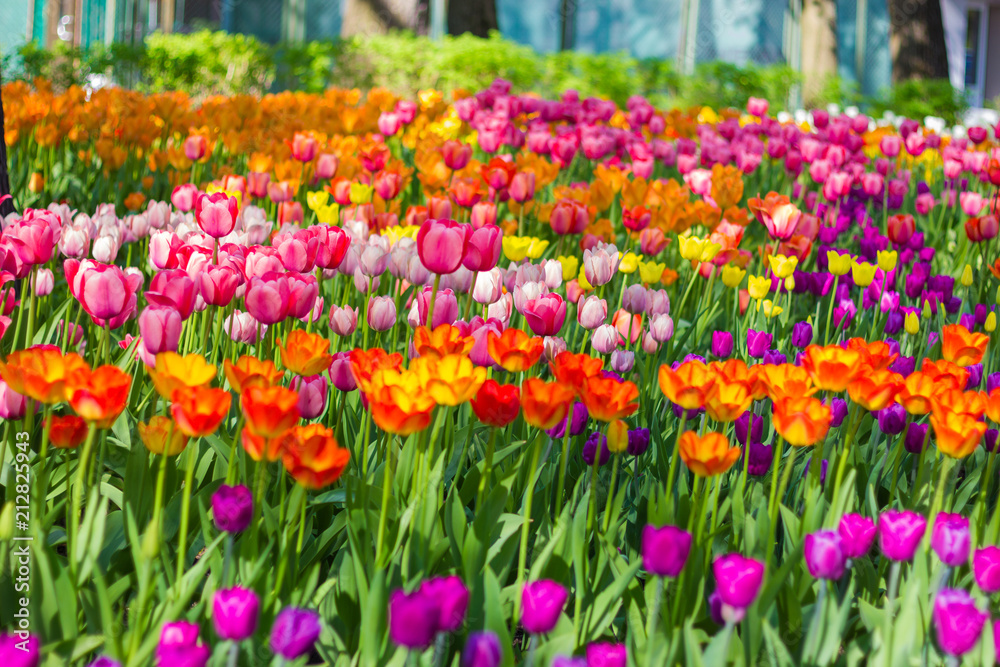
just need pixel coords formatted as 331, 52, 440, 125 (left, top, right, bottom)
199, 265, 244, 307
470, 379, 521, 427
417, 219, 470, 275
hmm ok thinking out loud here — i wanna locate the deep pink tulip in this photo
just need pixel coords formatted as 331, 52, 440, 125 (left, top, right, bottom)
933, 589, 987, 656
377, 111, 401, 137
138, 305, 183, 355
291, 374, 328, 420
284, 272, 319, 320
803, 530, 846, 580
441, 141, 472, 171
642, 524, 692, 577
5, 218, 56, 266
837, 513, 876, 558
879, 510, 927, 561
199, 265, 244, 307
523, 293, 566, 336
310, 225, 351, 270
470, 202, 497, 229
171, 183, 199, 212
195, 192, 239, 238
463, 225, 503, 272
973, 546, 1000, 592
147, 269, 197, 320
329, 352, 357, 392
417, 286, 459, 328
509, 171, 536, 203
245, 274, 291, 325
0, 379, 27, 420
315, 153, 339, 180
65, 259, 143, 328
746, 97, 768, 117
276, 230, 320, 273
713, 553, 764, 610
931, 513, 971, 567
417, 219, 470, 275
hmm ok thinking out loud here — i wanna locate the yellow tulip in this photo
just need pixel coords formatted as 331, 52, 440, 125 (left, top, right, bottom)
762, 300, 783, 318
350, 182, 374, 204
700, 242, 723, 262
306, 190, 330, 211
618, 252, 640, 274
851, 261, 877, 287
721, 265, 746, 288
316, 203, 340, 224
961, 264, 974, 287
826, 251, 853, 276
678, 235, 706, 262
502, 236, 532, 262
987, 312, 997, 333
577, 267, 594, 291
639, 259, 666, 284
904, 312, 920, 335
748, 275, 770, 300
877, 250, 898, 273
526, 238, 549, 259
558, 255, 580, 282
768, 254, 798, 278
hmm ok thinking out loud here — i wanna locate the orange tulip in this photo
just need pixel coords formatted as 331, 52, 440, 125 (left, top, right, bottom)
550, 351, 604, 394
412, 353, 486, 406
846, 369, 904, 411
704, 380, 754, 422
46, 415, 88, 449
488, 328, 545, 373
679, 431, 741, 476
755, 363, 815, 401
845, 338, 898, 371
931, 410, 986, 458
242, 385, 300, 439
65, 365, 131, 428
920, 359, 970, 389
520, 378, 575, 430
280, 424, 351, 489
348, 348, 404, 394
985, 388, 1000, 424
800, 345, 864, 392
579, 375, 640, 422
242, 429, 285, 462
278, 330, 333, 376
171, 386, 232, 437
931, 388, 987, 421
149, 352, 216, 400
658, 360, 715, 410
772, 396, 831, 447
0, 346, 90, 404
413, 324, 474, 359
941, 324, 989, 367
138, 415, 189, 456
367, 368, 436, 435
224, 356, 284, 394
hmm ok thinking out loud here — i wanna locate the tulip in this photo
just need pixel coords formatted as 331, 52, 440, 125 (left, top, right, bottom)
641, 524, 692, 577
586, 643, 627, 667
973, 546, 1000, 592
212, 484, 253, 533
329, 304, 359, 337
270, 607, 321, 660
420, 575, 469, 633
545, 401, 589, 439
0, 379, 28, 420
290, 374, 328, 420
416, 286, 459, 329
87, 658, 120, 667
417, 219, 470, 275
367, 296, 397, 332
156, 621, 210, 667
65, 259, 143, 327
138, 305, 182, 356
577, 295, 608, 329
213, 587, 260, 641
931, 513, 970, 567
746, 329, 772, 358
195, 192, 239, 238
521, 580, 568, 634
523, 293, 566, 336
933, 589, 988, 656
463, 225, 503, 271
713, 554, 764, 618
790, 321, 812, 348
711, 330, 733, 358
836, 513, 876, 559
388, 589, 439, 649
462, 632, 502, 667
878, 510, 927, 561
0, 634, 39, 667
583, 244, 620, 286
803, 530, 846, 579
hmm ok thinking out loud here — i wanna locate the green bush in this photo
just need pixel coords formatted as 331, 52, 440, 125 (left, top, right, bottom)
868, 78, 967, 125
141, 30, 274, 97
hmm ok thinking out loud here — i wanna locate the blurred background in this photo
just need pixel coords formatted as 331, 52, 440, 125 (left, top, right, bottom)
0, 0, 995, 124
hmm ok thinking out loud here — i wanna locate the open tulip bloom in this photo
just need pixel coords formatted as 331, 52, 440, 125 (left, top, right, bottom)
6, 78, 1000, 667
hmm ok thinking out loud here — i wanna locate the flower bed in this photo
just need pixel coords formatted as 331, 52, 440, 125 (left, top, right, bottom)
1, 80, 1000, 666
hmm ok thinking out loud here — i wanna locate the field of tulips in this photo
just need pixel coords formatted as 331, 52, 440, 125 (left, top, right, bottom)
2, 77, 1000, 667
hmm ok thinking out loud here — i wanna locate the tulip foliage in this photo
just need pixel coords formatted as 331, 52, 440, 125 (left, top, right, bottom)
4, 80, 1000, 667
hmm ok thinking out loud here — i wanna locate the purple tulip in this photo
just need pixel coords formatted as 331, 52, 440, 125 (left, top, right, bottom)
904, 423, 928, 454
746, 329, 772, 358
966, 363, 984, 390
931, 513, 970, 567
156, 621, 210, 667
0, 634, 39, 667
933, 589, 988, 656
734, 412, 763, 446
791, 321, 813, 348
708, 590, 725, 625
713, 554, 765, 610
545, 401, 589, 439
837, 513, 876, 559
876, 403, 906, 435
747, 442, 773, 475
762, 350, 787, 365
388, 589, 439, 649
987, 372, 1000, 394
803, 530, 846, 580
879, 510, 927, 561
889, 353, 916, 378
462, 632, 502, 667
828, 398, 848, 427
212, 484, 254, 534
270, 607, 321, 660
87, 659, 121, 667
586, 642, 627, 667
641, 525, 692, 577
212, 586, 260, 641
521, 580, 568, 634
420, 576, 469, 633
974, 546, 1000, 592
711, 330, 734, 358
582, 431, 611, 466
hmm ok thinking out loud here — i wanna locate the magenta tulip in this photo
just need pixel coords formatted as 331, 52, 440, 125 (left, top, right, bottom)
417, 219, 470, 275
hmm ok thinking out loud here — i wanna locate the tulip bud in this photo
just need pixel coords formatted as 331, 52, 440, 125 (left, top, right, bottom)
931, 513, 971, 567
462, 632, 502, 667
879, 510, 927, 562
270, 607, 322, 660
904, 311, 919, 335
142, 518, 160, 558
521, 580, 568, 634
711, 330, 734, 358
610, 349, 634, 374
933, 588, 988, 657
641, 524, 692, 577
961, 264, 974, 287
591, 324, 619, 354
837, 513, 876, 559
803, 530, 846, 580
213, 587, 261, 641
212, 484, 254, 534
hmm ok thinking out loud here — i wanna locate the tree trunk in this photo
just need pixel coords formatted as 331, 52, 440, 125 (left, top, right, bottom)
887, 0, 950, 82
0, 60, 15, 218
340, 0, 421, 36
447, 0, 497, 38
800, 0, 838, 105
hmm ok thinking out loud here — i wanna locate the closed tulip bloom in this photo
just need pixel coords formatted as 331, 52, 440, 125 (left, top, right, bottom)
389, 589, 439, 649
417, 286, 460, 329
462, 632, 502, 667
328, 304, 359, 337
195, 192, 239, 238
933, 589, 988, 656
212, 484, 253, 533
879, 510, 927, 561
47, 414, 87, 449
65, 259, 143, 327
711, 330, 733, 357
463, 225, 503, 271
641, 524, 692, 577
973, 546, 1000, 592
931, 513, 970, 567
746, 329, 772, 358
473, 268, 503, 304
713, 553, 765, 609
586, 643, 627, 667
213, 586, 260, 641
66, 365, 131, 428
680, 431, 741, 476
245, 275, 290, 325
278, 330, 333, 376
521, 580, 568, 634
803, 530, 846, 580
138, 415, 189, 456
417, 219, 470, 275
171, 386, 231, 437
198, 265, 243, 307
583, 244, 620, 286
270, 607, 322, 660
138, 305, 182, 356
471, 380, 520, 427
876, 403, 907, 435
367, 296, 397, 332
591, 324, 619, 354
837, 513, 876, 559
621, 284, 647, 314
156, 621, 210, 667
772, 396, 831, 447
87, 658, 120, 667
290, 374, 328, 420
420, 576, 469, 633
577, 295, 608, 329
523, 293, 566, 336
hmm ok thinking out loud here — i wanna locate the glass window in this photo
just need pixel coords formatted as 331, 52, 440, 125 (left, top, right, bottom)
966, 8, 982, 87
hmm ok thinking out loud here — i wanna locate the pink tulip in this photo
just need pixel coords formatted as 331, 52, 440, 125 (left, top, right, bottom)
329, 352, 357, 392
245, 273, 291, 325
58, 226, 90, 258
195, 192, 239, 239
5, 218, 56, 266
284, 272, 319, 320
468, 317, 504, 367
377, 112, 401, 137
746, 97, 768, 117
509, 172, 536, 203
138, 305, 183, 355
171, 184, 199, 212
0, 379, 27, 420
915, 193, 936, 215
523, 293, 566, 336
291, 374, 328, 420
417, 286, 459, 328
315, 153, 339, 180
440, 266, 473, 293
417, 219, 470, 275
92, 233, 121, 263
583, 244, 620, 287
329, 304, 359, 337
961, 192, 985, 217
470, 202, 497, 229
276, 230, 320, 273
199, 265, 244, 307
147, 269, 197, 320
65, 259, 143, 328
224, 309, 267, 343
149, 231, 183, 270
472, 268, 503, 305
441, 141, 472, 170
367, 296, 397, 331
311, 225, 351, 270
861, 173, 884, 197
463, 225, 503, 272
247, 172, 270, 198
57, 320, 85, 347
577, 295, 608, 329
592, 324, 619, 354
184, 135, 207, 161
358, 243, 390, 277
904, 132, 926, 156
34, 268, 53, 296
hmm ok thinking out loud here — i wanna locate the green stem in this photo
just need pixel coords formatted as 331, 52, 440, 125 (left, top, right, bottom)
70, 423, 98, 578
175, 437, 200, 584
601, 453, 622, 533
478, 427, 498, 509
513, 431, 543, 625
375, 435, 396, 565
